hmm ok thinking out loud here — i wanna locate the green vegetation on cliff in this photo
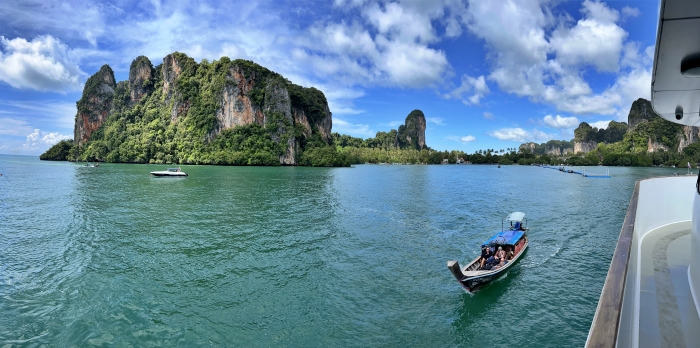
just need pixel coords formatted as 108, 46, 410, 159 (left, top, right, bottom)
574, 120, 628, 144
517, 98, 698, 167
51, 53, 350, 166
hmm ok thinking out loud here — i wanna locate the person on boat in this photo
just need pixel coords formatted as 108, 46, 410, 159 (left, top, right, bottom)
495, 246, 506, 262
479, 246, 492, 269
491, 257, 508, 270
507, 247, 514, 260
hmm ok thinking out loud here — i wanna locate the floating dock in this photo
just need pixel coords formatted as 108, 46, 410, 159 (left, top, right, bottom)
539, 165, 611, 178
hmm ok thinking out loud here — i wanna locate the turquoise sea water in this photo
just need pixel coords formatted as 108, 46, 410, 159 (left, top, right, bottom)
0, 155, 691, 346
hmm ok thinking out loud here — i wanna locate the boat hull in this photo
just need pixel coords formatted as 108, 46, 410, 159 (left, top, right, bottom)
150, 172, 188, 177
448, 239, 528, 292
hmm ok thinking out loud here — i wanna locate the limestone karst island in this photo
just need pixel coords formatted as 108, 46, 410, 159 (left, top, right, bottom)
41, 54, 700, 168
40, 53, 434, 167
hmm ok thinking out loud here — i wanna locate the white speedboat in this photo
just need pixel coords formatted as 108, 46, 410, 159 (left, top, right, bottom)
150, 167, 187, 177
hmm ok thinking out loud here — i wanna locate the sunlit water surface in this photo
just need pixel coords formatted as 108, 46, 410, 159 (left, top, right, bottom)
0, 155, 688, 346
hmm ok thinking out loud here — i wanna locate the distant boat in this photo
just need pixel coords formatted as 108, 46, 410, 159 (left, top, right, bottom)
447, 212, 529, 292
498, 164, 501, 168
150, 167, 187, 177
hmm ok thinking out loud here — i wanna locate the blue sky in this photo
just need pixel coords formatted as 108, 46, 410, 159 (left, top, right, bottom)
0, 0, 660, 155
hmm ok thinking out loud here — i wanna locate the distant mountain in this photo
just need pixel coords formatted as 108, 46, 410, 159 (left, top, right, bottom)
519, 98, 699, 155
395, 109, 427, 150
332, 109, 428, 150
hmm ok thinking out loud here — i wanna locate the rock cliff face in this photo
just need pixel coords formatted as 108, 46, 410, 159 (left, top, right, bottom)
216, 66, 266, 129
520, 142, 536, 154
394, 109, 426, 150
72, 52, 333, 165
679, 126, 700, 153
574, 141, 597, 154
647, 138, 669, 152
210, 65, 332, 164
519, 141, 572, 156
545, 145, 573, 156
627, 98, 657, 129
73, 65, 116, 146
162, 53, 190, 121
129, 56, 154, 103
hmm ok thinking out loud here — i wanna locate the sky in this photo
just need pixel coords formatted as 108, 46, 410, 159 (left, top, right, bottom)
0, 0, 660, 155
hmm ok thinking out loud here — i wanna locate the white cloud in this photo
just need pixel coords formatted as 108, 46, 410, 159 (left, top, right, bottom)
488, 127, 554, 142
332, 117, 375, 137
0, 35, 85, 92
550, 1, 627, 73
299, 17, 450, 88
0, 117, 34, 136
445, 74, 489, 105
426, 117, 445, 126
0, 100, 77, 130
20, 128, 71, 152
483, 112, 494, 120
542, 115, 579, 129
447, 135, 476, 143
589, 120, 611, 129
463, 0, 650, 117
383, 120, 403, 127
364, 2, 437, 45
621, 6, 640, 20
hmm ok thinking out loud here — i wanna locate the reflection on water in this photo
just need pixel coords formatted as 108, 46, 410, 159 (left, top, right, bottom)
0, 155, 687, 346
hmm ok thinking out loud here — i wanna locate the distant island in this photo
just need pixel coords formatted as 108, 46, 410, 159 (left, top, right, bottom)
41, 53, 453, 166
514, 98, 700, 167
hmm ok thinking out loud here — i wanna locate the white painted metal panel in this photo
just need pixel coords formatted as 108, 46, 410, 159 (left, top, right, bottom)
651, 0, 700, 125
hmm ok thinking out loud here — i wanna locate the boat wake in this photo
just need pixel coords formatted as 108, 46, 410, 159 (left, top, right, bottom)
527, 245, 561, 268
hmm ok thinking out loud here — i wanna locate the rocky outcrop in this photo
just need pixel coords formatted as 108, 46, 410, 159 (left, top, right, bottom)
545, 146, 573, 156
210, 67, 332, 165
162, 54, 183, 96
647, 138, 669, 152
74, 65, 116, 146
129, 56, 154, 103
679, 125, 700, 153
628, 98, 657, 130
162, 53, 189, 121
395, 109, 426, 150
574, 141, 597, 154
311, 105, 333, 143
70, 53, 335, 165
519, 142, 536, 154
216, 66, 265, 129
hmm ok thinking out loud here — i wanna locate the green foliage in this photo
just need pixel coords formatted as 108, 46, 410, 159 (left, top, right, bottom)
338, 147, 446, 164
288, 84, 328, 125
40, 140, 74, 161
299, 146, 352, 167
602, 153, 652, 167
573, 121, 627, 144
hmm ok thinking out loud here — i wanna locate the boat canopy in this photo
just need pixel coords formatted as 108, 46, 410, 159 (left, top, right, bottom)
506, 212, 525, 222
483, 230, 525, 246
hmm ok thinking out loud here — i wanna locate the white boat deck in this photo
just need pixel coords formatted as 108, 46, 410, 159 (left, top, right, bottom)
638, 226, 700, 348
587, 176, 700, 348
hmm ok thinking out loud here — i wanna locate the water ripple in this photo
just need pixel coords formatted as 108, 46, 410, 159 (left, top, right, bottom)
0, 157, 681, 347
